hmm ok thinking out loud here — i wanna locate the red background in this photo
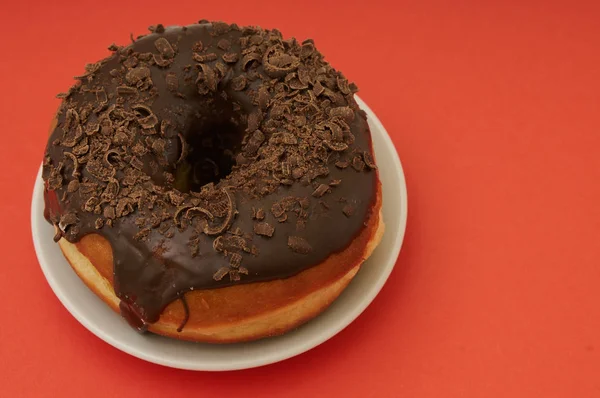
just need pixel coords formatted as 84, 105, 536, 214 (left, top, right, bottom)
2, 1, 599, 396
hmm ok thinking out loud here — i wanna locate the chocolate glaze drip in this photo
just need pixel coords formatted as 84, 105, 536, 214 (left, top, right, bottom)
177, 295, 190, 332
42, 22, 378, 331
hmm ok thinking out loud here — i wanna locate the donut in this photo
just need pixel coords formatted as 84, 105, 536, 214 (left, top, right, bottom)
42, 21, 383, 343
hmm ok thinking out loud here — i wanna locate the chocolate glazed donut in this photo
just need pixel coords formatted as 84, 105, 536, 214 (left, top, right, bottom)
43, 21, 382, 341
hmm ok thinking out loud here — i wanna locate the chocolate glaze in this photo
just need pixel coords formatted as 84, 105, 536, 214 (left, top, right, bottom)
43, 22, 378, 330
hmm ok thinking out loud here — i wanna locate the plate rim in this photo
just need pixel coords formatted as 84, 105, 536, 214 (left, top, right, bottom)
31, 95, 408, 371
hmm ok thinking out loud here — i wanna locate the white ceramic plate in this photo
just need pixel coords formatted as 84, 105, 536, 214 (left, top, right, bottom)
31, 96, 407, 371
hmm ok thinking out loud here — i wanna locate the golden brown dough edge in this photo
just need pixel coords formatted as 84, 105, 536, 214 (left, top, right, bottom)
57, 187, 383, 343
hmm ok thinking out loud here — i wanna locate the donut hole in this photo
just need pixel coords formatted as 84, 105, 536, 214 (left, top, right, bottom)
174, 113, 244, 193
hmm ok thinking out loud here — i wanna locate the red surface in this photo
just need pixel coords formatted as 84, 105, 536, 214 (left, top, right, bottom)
1, 1, 599, 396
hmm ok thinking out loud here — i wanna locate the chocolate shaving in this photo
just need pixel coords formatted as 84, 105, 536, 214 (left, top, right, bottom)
63, 152, 80, 178
211, 21, 230, 35
130, 156, 144, 170
73, 139, 90, 156
125, 66, 150, 86
292, 168, 305, 179
330, 106, 355, 122
132, 103, 152, 116
229, 252, 242, 268
95, 88, 108, 104
313, 81, 325, 97
222, 52, 239, 63
193, 53, 217, 63
165, 72, 178, 92
83, 197, 98, 213
64, 109, 79, 131
246, 110, 262, 133
103, 149, 121, 168
342, 204, 356, 217
176, 133, 187, 164
154, 37, 175, 58
104, 206, 116, 219
288, 236, 312, 254
153, 54, 173, 67
335, 160, 349, 169
116, 198, 133, 217
300, 41, 315, 59
229, 270, 241, 281
312, 184, 330, 197
257, 86, 270, 110
352, 156, 366, 172
299, 197, 310, 209
323, 121, 344, 142
241, 52, 262, 70
116, 86, 137, 96
212, 236, 224, 252
263, 46, 300, 78
192, 40, 203, 52
214, 62, 228, 78
297, 67, 311, 85
67, 180, 80, 193
217, 39, 231, 50
271, 202, 285, 218
213, 267, 229, 281
363, 152, 377, 169
230, 75, 247, 91
202, 189, 235, 236
79, 182, 97, 195
151, 139, 167, 156
185, 206, 214, 220
197, 63, 217, 92
337, 76, 351, 94
172, 205, 191, 226
123, 56, 138, 69
254, 222, 275, 237
324, 140, 348, 152
160, 119, 174, 137
61, 125, 83, 148
138, 114, 158, 129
